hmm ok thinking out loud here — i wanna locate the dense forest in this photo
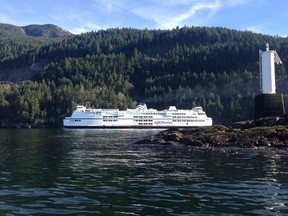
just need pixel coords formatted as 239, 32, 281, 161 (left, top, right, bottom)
0, 25, 288, 127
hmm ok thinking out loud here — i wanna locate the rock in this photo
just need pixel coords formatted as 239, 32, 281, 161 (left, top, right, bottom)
136, 124, 288, 148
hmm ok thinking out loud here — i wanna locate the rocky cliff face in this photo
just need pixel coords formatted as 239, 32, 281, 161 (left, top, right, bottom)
22, 24, 72, 38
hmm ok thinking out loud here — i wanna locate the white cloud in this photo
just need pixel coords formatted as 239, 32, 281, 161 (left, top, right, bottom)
70, 23, 106, 34
0, 15, 14, 25
132, 0, 222, 29
223, 0, 252, 6
69, 27, 89, 35
85, 0, 253, 31
50, 6, 107, 34
2, 0, 282, 36
161, 1, 221, 29
92, 0, 128, 13
0, 3, 28, 26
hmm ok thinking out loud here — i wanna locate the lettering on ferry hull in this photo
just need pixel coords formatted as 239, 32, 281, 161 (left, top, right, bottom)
154, 121, 172, 124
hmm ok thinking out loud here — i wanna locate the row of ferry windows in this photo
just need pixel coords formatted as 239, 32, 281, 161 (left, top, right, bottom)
172, 116, 197, 118
82, 113, 199, 117
70, 119, 81, 122
103, 119, 118, 122
133, 116, 153, 118
77, 112, 201, 116
135, 113, 164, 115
172, 113, 188, 115
132, 112, 187, 115
134, 113, 191, 115
135, 119, 204, 122
138, 123, 153, 125
133, 116, 198, 119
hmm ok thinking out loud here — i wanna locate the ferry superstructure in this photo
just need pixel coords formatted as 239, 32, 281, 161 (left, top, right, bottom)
63, 103, 212, 128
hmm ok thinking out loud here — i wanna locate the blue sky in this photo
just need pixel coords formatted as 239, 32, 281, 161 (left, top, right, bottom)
0, 0, 287, 36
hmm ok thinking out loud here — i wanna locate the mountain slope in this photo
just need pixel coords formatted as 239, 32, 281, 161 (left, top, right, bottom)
0, 26, 287, 127
0, 23, 25, 36
0, 23, 72, 38
22, 24, 72, 38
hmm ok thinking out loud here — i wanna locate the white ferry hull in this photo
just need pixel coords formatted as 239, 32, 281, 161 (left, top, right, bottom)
63, 104, 212, 128
63, 118, 212, 128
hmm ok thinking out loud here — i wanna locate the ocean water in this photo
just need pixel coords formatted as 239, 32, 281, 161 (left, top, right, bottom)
0, 128, 288, 215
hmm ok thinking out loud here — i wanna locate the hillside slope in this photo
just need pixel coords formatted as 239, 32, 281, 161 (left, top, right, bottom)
0, 26, 287, 127
22, 24, 72, 38
0, 23, 72, 38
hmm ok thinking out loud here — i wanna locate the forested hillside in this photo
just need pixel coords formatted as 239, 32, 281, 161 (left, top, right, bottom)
0, 23, 72, 38
0, 26, 287, 127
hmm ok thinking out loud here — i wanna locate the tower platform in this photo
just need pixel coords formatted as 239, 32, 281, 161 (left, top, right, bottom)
254, 93, 285, 119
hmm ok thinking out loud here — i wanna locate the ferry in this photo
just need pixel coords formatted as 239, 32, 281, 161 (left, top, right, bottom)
63, 103, 212, 128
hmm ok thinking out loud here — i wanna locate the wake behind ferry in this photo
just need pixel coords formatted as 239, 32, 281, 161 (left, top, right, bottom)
63, 103, 212, 128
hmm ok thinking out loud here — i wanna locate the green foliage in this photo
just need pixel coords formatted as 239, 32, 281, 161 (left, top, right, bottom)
0, 26, 287, 127
0, 35, 53, 69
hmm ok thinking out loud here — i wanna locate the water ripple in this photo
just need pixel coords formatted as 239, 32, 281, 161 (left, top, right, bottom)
0, 129, 288, 215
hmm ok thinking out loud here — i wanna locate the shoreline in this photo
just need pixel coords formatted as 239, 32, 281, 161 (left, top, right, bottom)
135, 117, 288, 148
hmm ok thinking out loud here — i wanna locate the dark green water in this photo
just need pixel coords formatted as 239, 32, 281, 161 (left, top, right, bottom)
0, 128, 288, 215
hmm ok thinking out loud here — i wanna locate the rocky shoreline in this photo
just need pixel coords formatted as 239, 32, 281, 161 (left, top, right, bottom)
135, 117, 288, 148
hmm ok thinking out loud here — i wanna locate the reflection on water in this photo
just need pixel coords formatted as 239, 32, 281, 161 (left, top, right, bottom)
0, 128, 288, 215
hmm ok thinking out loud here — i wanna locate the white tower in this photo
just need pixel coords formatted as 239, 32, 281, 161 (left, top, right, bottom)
255, 43, 285, 119
259, 43, 282, 94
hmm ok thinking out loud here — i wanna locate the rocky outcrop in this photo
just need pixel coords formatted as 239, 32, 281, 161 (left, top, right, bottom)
135, 117, 288, 148
0, 23, 72, 38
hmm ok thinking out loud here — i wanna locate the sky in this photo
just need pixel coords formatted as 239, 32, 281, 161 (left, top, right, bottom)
0, 0, 287, 36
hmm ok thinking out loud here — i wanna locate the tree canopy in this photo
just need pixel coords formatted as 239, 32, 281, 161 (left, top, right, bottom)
0, 26, 287, 127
